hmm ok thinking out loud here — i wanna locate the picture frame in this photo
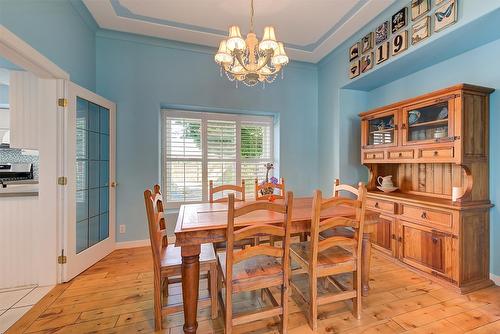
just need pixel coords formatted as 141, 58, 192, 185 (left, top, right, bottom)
435, 0, 445, 5
392, 30, 408, 56
360, 52, 374, 73
349, 60, 360, 79
375, 42, 390, 64
392, 7, 408, 33
361, 32, 374, 53
434, 0, 457, 32
349, 42, 360, 61
375, 21, 390, 45
411, 0, 430, 21
412, 16, 430, 44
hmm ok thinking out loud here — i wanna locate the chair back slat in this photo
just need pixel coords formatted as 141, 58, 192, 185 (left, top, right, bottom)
333, 178, 359, 198
233, 245, 284, 264
254, 178, 285, 200
319, 217, 358, 232
234, 201, 287, 217
318, 236, 357, 253
234, 224, 285, 241
309, 183, 367, 274
226, 192, 293, 292
210, 180, 245, 203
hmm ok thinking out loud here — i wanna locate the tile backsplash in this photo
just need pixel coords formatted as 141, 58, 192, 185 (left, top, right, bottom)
0, 148, 39, 179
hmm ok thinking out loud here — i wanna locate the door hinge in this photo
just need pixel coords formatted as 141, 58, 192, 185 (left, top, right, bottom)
58, 98, 68, 107
58, 250, 67, 264
57, 176, 67, 185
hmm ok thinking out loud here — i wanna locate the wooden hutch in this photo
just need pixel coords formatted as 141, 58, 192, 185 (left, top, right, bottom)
359, 84, 494, 293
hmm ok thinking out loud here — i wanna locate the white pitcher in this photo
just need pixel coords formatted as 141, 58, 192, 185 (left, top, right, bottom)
377, 175, 394, 188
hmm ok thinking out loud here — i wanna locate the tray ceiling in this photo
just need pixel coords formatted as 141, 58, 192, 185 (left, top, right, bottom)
84, 0, 396, 63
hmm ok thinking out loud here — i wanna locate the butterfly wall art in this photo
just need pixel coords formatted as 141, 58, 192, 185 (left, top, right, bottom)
434, 0, 457, 32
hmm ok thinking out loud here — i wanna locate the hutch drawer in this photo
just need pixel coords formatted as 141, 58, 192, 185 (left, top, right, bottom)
388, 149, 414, 160
367, 198, 396, 214
364, 151, 384, 160
419, 146, 454, 159
400, 204, 453, 230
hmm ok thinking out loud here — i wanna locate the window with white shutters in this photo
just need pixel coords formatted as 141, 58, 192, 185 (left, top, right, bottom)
162, 110, 275, 207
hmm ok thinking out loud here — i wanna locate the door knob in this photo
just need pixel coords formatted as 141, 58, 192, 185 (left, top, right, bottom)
111, 182, 117, 188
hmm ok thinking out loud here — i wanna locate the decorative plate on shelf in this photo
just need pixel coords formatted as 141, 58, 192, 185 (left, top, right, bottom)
408, 110, 421, 124
438, 107, 448, 119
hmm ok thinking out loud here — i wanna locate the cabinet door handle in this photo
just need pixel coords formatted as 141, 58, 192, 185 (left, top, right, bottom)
421, 212, 428, 219
432, 237, 439, 244
401, 124, 407, 130
398, 236, 402, 242
391, 234, 396, 240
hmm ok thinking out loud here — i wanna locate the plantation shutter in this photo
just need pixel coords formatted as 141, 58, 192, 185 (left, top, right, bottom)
164, 116, 203, 202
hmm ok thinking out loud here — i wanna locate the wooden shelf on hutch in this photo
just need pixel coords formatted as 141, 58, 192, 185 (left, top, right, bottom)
359, 84, 494, 294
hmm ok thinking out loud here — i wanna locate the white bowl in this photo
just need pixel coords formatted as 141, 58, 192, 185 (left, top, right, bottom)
377, 186, 398, 193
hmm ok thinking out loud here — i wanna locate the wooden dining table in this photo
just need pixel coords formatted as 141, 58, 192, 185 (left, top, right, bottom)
174, 197, 379, 334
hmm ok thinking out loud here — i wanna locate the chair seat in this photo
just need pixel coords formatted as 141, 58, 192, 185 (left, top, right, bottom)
319, 227, 354, 239
160, 243, 216, 273
218, 252, 284, 293
290, 241, 355, 273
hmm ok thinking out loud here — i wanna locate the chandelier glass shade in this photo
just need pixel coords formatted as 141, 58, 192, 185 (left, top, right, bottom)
214, 0, 289, 87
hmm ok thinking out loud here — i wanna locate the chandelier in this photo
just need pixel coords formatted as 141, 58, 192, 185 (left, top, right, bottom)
214, 0, 289, 87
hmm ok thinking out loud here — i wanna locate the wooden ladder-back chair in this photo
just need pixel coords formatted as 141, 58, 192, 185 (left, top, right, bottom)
144, 187, 218, 330
210, 180, 256, 251
218, 192, 294, 334
319, 179, 360, 241
289, 184, 367, 331
254, 177, 285, 201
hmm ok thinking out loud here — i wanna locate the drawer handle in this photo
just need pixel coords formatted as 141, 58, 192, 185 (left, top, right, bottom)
375, 202, 380, 208
372, 154, 376, 159
433, 151, 439, 156
398, 152, 403, 157
421, 212, 428, 219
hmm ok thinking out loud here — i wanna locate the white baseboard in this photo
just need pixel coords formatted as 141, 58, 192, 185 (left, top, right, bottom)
491, 273, 500, 286
115, 239, 150, 249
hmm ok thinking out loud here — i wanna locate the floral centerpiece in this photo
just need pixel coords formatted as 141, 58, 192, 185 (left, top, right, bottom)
260, 163, 278, 196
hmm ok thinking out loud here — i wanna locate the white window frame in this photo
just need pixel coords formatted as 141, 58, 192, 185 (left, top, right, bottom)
161, 109, 275, 209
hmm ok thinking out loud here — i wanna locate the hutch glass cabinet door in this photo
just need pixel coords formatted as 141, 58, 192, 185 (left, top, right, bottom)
402, 98, 454, 145
362, 110, 398, 148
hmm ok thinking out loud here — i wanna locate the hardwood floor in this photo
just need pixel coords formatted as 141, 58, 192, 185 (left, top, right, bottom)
6, 246, 500, 333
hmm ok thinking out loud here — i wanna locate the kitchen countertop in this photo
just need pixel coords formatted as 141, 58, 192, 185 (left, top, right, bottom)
0, 183, 39, 197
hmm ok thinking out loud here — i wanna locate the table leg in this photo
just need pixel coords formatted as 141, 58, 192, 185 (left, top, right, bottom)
361, 232, 372, 297
181, 245, 201, 334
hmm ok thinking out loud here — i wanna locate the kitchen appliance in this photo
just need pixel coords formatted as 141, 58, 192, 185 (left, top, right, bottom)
0, 163, 34, 185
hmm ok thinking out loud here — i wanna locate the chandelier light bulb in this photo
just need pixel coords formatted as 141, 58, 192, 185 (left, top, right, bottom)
226, 26, 246, 51
259, 26, 279, 51
271, 42, 289, 66
214, 40, 233, 64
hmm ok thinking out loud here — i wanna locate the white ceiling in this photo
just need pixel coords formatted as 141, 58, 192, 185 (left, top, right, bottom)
84, 0, 396, 63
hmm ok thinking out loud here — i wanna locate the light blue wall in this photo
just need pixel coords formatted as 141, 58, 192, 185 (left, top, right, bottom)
95, 31, 318, 242
318, 0, 500, 275
0, 0, 97, 90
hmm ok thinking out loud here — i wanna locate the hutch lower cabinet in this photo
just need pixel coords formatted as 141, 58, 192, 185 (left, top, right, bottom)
360, 84, 494, 293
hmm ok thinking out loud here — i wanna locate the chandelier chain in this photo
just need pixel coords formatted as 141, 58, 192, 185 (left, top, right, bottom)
250, 0, 254, 32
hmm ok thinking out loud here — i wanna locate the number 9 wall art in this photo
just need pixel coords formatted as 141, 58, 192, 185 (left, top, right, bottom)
348, 0, 459, 79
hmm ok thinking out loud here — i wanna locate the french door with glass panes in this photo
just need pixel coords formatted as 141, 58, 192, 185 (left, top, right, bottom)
61, 82, 116, 281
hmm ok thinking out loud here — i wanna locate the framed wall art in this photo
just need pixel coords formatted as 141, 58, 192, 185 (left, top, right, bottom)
434, 0, 457, 32
349, 60, 360, 79
412, 16, 430, 44
375, 42, 390, 64
361, 32, 374, 53
349, 42, 360, 61
392, 7, 408, 33
411, 0, 430, 21
435, 0, 445, 5
360, 52, 374, 73
375, 21, 390, 45
392, 30, 408, 56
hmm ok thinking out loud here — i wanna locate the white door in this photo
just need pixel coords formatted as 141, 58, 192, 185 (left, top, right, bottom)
61, 81, 116, 281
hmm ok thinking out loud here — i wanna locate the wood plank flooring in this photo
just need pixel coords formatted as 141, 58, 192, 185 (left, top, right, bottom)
6, 246, 500, 333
